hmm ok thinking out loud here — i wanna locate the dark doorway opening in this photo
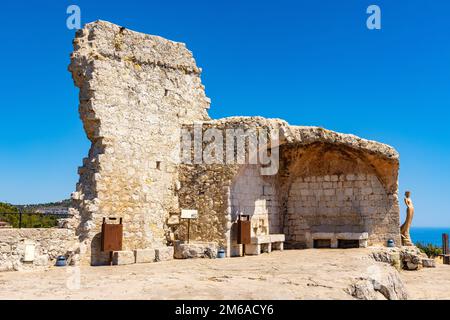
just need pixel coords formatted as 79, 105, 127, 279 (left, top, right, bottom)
338, 239, 359, 249
313, 239, 331, 248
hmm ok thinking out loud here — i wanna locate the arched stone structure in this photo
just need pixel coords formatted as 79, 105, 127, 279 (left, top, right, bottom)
176, 119, 400, 256
278, 142, 400, 248
69, 21, 401, 263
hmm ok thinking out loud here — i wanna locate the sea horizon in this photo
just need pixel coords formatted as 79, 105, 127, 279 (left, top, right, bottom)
410, 226, 450, 247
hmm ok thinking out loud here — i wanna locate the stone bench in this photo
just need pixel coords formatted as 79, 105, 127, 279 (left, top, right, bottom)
310, 232, 368, 248
244, 234, 285, 255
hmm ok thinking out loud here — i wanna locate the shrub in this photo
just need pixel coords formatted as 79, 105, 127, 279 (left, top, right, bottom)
416, 242, 442, 258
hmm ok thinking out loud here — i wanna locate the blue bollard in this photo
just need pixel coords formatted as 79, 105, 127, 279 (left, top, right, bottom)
217, 249, 225, 258
55, 256, 67, 267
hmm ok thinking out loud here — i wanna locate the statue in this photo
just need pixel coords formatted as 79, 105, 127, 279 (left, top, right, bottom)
400, 191, 414, 246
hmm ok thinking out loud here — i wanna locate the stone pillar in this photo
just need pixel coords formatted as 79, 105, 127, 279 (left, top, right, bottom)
69, 20, 210, 265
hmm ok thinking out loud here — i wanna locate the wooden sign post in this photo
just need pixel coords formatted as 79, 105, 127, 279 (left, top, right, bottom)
181, 209, 198, 244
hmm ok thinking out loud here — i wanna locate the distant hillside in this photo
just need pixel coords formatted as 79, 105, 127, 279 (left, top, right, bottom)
0, 200, 70, 227
15, 199, 72, 215
0, 202, 19, 213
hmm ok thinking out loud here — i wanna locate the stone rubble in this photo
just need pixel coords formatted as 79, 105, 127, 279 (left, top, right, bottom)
347, 270, 408, 300
371, 246, 436, 271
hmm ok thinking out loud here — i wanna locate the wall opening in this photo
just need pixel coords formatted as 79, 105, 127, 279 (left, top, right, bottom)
313, 239, 332, 248
338, 239, 360, 249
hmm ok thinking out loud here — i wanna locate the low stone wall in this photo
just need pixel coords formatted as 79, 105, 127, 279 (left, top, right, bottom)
0, 229, 78, 272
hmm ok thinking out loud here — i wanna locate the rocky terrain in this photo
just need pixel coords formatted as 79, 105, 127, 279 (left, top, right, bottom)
0, 248, 446, 300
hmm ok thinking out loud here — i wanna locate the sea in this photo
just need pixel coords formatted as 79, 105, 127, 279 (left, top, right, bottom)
410, 227, 450, 247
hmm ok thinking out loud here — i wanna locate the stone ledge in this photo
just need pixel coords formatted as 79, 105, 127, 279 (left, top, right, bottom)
250, 234, 285, 245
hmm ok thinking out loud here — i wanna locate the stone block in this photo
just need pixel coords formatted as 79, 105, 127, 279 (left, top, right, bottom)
323, 182, 333, 189
421, 258, 436, 268
356, 174, 366, 181
134, 249, 156, 263
245, 244, 261, 255
167, 214, 180, 225
155, 246, 174, 261
174, 241, 218, 259
300, 189, 311, 196
34, 254, 49, 267
112, 250, 135, 265
344, 188, 353, 196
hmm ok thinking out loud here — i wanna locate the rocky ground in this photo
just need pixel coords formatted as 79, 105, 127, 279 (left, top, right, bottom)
0, 248, 447, 300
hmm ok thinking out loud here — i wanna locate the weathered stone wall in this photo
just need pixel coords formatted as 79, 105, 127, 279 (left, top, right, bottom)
175, 118, 281, 256
228, 165, 280, 256
285, 174, 398, 247
0, 229, 78, 271
69, 20, 210, 265
176, 118, 401, 255
279, 142, 400, 248
230, 165, 280, 235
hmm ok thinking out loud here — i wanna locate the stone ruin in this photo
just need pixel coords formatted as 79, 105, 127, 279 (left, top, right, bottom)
68, 20, 401, 265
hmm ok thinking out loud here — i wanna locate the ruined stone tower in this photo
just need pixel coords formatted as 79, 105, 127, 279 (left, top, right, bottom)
69, 20, 210, 265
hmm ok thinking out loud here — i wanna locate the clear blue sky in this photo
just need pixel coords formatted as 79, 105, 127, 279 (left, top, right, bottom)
0, 0, 449, 227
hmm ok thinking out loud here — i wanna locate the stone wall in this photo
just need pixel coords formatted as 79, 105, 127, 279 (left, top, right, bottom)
285, 174, 398, 247
279, 142, 400, 248
0, 229, 78, 271
68, 20, 210, 265
230, 165, 280, 236
176, 118, 401, 256
67, 21, 401, 263
175, 118, 282, 257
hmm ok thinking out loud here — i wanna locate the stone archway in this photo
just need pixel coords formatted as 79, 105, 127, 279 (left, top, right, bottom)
277, 142, 400, 248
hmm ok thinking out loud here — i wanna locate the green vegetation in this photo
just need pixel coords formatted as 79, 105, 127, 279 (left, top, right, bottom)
0, 202, 58, 228
416, 242, 442, 258
0, 202, 19, 213
16, 199, 71, 212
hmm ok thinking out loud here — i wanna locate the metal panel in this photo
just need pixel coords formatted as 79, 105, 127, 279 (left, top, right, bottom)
237, 215, 251, 245
101, 218, 123, 252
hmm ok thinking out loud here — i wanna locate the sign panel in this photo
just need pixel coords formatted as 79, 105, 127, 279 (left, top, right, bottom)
181, 209, 198, 219
24, 240, 35, 262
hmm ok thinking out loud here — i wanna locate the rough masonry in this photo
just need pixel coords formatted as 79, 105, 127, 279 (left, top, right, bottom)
68, 20, 210, 265
68, 20, 401, 264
